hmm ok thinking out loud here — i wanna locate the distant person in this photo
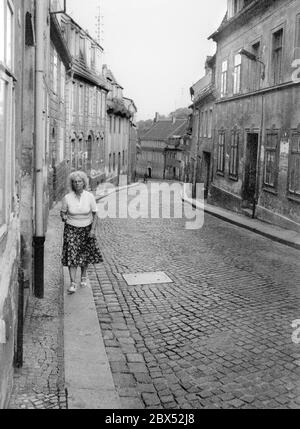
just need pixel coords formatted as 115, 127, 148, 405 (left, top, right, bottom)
143, 173, 148, 183
60, 171, 103, 294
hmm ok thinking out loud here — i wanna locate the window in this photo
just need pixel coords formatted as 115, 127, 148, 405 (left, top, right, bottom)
0, 0, 4, 62
101, 92, 106, 119
217, 132, 225, 174
233, 0, 239, 15
295, 14, 300, 60
208, 109, 213, 138
79, 36, 85, 59
272, 28, 283, 84
204, 110, 208, 137
6, 1, 13, 70
96, 91, 101, 117
109, 115, 112, 133
85, 39, 91, 68
199, 111, 203, 137
229, 131, 239, 179
113, 153, 116, 171
221, 60, 228, 97
264, 132, 279, 188
289, 133, 300, 196
109, 153, 112, 172
72, 82, 77, 113
0, 0, 14, 71
75, 31, 80, 57
60, 62, 65, 104
122, 150, 125, 166
52, 50, 58, 94
0, 0, 14, 234
78, 85, 84, 115
57, 127, 64, 163
233, 54, 242, 94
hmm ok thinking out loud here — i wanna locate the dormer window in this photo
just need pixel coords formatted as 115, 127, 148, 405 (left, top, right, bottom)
227, 0, 246, 19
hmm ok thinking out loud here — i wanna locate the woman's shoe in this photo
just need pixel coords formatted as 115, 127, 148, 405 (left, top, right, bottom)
80, 277, 88, 288
68, 282, 77, 294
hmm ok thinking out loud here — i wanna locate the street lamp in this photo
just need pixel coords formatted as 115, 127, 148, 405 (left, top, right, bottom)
238, 48, 266, 80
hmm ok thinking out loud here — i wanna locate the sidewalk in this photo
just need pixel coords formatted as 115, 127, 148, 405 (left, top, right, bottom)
8, 204, 66, 409
182, 193, 300, 251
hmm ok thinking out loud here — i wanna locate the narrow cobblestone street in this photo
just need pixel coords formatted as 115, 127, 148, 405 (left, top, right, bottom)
8, 205, 66, 409
89, 183, 300, 409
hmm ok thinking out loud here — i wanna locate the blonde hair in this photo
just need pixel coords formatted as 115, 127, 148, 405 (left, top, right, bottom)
69, 171, 89, 192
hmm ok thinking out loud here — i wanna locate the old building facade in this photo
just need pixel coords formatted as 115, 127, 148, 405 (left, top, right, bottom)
59, 13, 108, 190
137, 115, 187, 180
104, 67, 136, 185
48, 13, 71, 208
123, 97, 138, 183
190, 56, 216, 198
0, 0, 57, 407
209, 0, 300, 231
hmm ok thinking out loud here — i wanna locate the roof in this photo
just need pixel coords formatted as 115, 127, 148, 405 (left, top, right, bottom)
141, 119, 187, 141
208, 0, 262, 42
103, 66, 124, 89
72, 57, 108, 90
50, 14, 72, 69
61, 13, 104, 51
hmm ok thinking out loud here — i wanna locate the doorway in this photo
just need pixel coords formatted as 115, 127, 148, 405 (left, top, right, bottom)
202, 152, 211, 199
243, 133, 259, 206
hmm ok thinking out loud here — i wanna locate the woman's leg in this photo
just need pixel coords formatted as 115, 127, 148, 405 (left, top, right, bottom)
81, 266, 88, 280
69, 266, 77, 283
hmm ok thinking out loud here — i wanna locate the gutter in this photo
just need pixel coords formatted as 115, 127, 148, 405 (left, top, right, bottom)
33, 0, 46, 299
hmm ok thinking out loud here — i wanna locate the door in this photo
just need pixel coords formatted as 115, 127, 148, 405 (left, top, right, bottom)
203, 152, 211, 199
243, 133, 259, 205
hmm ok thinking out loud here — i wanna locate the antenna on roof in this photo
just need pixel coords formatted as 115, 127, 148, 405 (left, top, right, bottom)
95, 0, 104, 46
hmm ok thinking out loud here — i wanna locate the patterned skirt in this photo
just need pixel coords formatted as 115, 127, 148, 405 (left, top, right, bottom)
62, 223, 103, 267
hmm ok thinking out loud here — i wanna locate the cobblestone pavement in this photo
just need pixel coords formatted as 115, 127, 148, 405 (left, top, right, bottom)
90, 182, 300, 409
8, 205, 66, 409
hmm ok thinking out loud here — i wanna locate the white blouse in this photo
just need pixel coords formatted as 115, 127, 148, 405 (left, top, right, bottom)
61, 190, 98, 228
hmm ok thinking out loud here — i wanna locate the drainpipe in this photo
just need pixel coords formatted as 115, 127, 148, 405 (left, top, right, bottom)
33, 0, 46, 299
192, 108, 201, 198
253, 93, 264, 219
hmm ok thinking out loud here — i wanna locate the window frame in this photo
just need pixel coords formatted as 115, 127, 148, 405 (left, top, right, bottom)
263, 131, 279, 190
271, 26, 284, 85
221, 60, 228, 98
288, 132, 300, 198
295, 14, 300, 60
233, 53, 242, 94
217, 131, 226, 176
229, 130, 239, 180
0, 0, 15, 239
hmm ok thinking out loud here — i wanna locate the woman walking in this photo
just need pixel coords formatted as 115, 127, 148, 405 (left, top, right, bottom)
61, 171, 103, 294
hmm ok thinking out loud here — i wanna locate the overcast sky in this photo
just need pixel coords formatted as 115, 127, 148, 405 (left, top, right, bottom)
67, 0, 227, 120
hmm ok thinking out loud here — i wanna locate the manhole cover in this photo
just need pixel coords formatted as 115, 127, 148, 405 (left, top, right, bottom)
123, 271, 173, 286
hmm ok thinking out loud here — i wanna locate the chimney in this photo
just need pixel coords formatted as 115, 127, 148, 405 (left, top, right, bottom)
154, 112, 159, 123
172, 115, 176, 124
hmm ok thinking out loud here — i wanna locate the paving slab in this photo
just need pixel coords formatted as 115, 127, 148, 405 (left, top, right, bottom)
63, 268, 120, 409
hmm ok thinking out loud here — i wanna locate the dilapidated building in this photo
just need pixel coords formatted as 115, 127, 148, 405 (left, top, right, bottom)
137, 115, 187, 180
190, 55, 216, 198
209, 0, 300, 231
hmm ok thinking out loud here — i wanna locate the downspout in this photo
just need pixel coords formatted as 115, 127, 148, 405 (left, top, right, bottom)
192, 107, 201, 198
33, 0, 46, 298
253, 93, 264, 219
